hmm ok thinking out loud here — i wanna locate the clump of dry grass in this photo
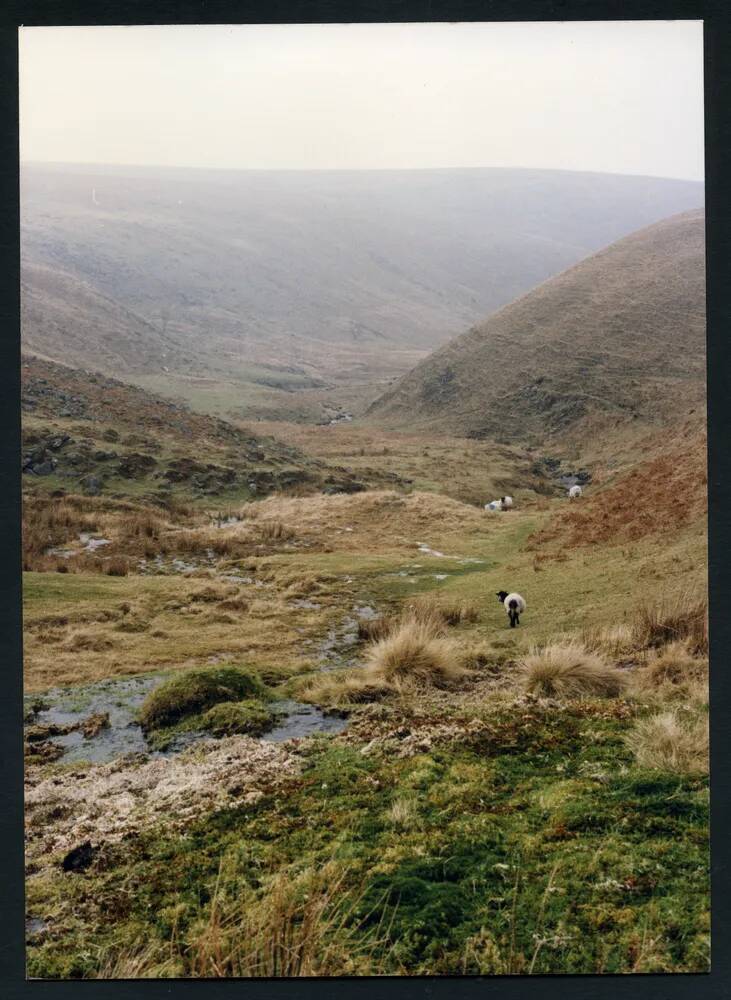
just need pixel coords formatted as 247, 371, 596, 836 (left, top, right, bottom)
258, 521, 295, 543
581, 623, 636, 659
364, 619, 467, 689
520, 642, 627, 699
407, 595, 480, 628
22, 496, 98, 567
179, 862, 382, 977
385, 797, 420, 829
357, 616, 398, 644
633, 591, 708, 655
119, 510, 164, 540
299, 671, 391, 708
61, 630, 116, 653
356, 597, 480, 648
631, 640, 708, 705
218, 596, 250, 613
636, 640, 708, 689
103, 556, 130, 577
625, 708, 708, 774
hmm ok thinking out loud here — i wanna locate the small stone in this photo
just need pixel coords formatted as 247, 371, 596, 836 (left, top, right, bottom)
62, 841, 95, 873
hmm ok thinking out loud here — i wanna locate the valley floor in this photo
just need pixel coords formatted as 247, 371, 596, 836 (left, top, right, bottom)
23, 435, 709, 978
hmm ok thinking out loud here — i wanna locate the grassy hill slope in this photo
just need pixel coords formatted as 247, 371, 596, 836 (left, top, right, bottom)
368, 210, 706, 452
21, 164, 703, 419
21, 356, 403, 507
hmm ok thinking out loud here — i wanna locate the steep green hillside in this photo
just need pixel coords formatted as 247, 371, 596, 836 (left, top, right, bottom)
368, 210, 705, 452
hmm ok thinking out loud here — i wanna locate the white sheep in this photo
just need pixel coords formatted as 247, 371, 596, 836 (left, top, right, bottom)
496, 590, 526, 628
568, 485, 582, 500
484, 496, 514, 512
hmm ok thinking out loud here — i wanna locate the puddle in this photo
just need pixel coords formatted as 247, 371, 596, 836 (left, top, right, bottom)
353, 604, 379, 620
26, 918, 48, 939
417, 543, 446, 558
264, 700, 348, 742
318, 616, 360, 670
316, 605, 379, 670
26, 670, 352, 765
79, 533, 111, 553
290, 599, 322, 610
45, 546, 75, 559
25, 675, 163, 763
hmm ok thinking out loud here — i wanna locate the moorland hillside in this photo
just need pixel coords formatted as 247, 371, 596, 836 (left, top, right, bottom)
368, 210, 706, 454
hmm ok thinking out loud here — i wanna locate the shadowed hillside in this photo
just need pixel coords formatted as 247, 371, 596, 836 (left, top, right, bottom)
21, 356, 404, 504
21, 164, 703, 420
368, 210, 706, 452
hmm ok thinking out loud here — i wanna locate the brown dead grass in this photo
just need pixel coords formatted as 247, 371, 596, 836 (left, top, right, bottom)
633, 591, 708, 655
103, 861, 384, 978
520, 642, 627, 699
625, 708, 708, 774
530, 432, 706, 551
364, 620, 467, 689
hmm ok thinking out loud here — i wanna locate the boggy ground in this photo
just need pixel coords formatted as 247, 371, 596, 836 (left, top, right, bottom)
23, 432, 708, 978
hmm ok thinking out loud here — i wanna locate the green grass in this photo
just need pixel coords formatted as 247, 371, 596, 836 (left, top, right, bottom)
138, 666, 269, 731
25, 702, 709, 978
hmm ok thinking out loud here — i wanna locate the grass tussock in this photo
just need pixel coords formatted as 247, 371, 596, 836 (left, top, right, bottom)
407, 595, 480, 628
299, 671, 392, 708
633, 591, 708, 655
581, 623, 636, 659
138, 666, 268, 731
357, 598, 480, 647
636, 641, 708, 690
357, 616, 398, 644
626, 708, 708, 774
178, 863, 383, 977
258, 521, 295, 543
364, 620, 467, 690
200, 699, 276, 737
632, 641, 708, 706
103, 556, 130, 577
61, 630, 116, 653
520, 642, 627, 699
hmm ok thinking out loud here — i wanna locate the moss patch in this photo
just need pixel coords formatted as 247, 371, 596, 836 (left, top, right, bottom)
138, 666, 269, 731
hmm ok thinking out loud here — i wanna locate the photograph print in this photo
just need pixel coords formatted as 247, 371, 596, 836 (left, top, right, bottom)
20, 20, 708, 978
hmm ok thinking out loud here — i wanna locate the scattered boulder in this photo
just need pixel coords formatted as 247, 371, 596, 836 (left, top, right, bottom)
80, 475, 103, 496
116, 453, 157, 479
31, 460, 56, 476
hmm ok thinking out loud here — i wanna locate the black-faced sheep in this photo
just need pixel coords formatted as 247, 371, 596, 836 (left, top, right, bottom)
496, 590, 526, 628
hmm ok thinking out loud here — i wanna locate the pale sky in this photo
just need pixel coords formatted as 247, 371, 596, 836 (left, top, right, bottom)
19, 21, 704, 180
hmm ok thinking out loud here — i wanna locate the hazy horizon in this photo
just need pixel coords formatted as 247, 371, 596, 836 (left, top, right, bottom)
19, 21, 704, 182
19, 161, 707, 184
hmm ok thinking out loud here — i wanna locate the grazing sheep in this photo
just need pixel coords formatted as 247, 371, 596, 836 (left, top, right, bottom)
484, 496, 514, 512
568, 484, 582, 500
496, 590, 526, 628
